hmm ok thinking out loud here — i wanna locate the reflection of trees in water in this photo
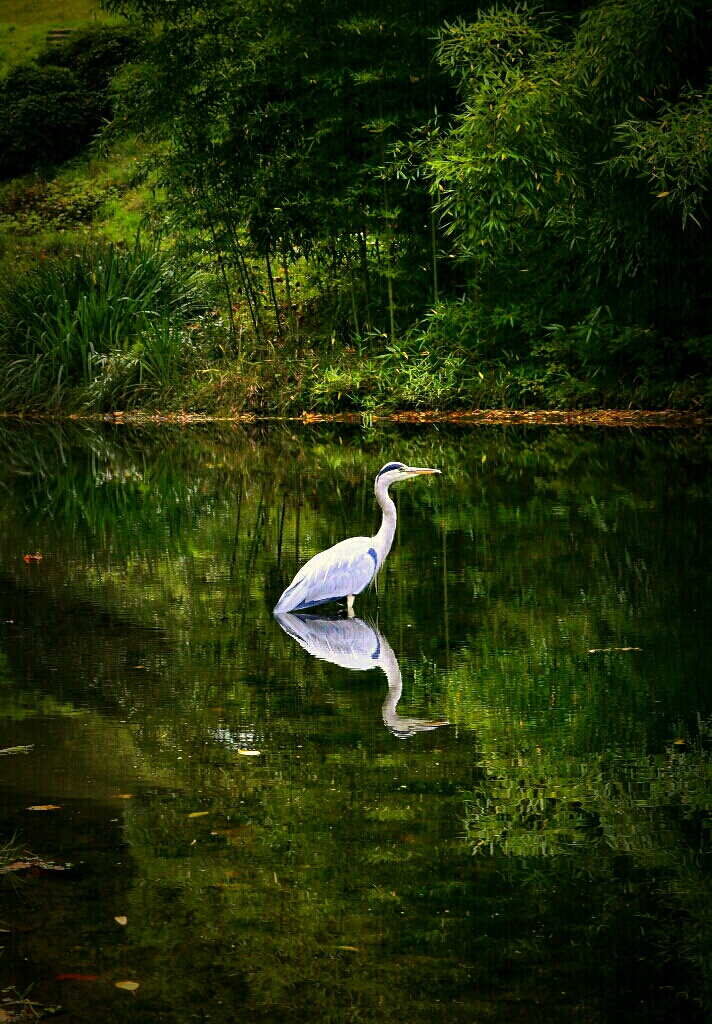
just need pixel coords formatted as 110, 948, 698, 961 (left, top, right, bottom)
1, 421, 712, 1015
0, 574, 171, 715
460, 714, 712, 1016
1, 418, 710, 746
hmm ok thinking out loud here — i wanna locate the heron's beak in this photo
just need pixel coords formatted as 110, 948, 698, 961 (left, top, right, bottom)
406, 466, 441, 476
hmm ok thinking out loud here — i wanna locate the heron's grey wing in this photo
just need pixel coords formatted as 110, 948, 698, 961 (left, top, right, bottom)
274, 539, 378, 612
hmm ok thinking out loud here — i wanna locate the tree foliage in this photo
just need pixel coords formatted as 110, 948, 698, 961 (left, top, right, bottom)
1, 0, 708, 407
103, 0, 485, 339
99, 0, 712, 402
420, 0, 712, 392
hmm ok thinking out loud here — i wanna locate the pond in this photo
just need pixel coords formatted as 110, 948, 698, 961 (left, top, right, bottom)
0, 420, 711, 1023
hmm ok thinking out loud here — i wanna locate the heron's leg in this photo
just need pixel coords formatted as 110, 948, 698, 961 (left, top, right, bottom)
347, 594, 355, 618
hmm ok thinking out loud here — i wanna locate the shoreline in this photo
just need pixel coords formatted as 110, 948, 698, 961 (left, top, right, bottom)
1, 409, 709, 427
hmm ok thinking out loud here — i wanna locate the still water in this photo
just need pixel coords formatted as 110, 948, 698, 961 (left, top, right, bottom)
0, 421, 711, 1023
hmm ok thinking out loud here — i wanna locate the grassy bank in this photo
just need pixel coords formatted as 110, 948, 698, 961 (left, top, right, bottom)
1, 137, 708, 415
2, 222, 710, 415
1, 159, 710, 415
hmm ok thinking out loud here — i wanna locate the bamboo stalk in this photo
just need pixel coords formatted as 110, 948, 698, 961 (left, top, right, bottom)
198, 177, 238, 354
430, 206, 439, 305
282, 241, 298, 340
359, 229, 371, 330
265, 252, 283, 336
386, 237, 396, 345
347, 243, 361, 339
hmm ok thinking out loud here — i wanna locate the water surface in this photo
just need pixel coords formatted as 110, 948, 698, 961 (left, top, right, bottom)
0, 421, 711, 1023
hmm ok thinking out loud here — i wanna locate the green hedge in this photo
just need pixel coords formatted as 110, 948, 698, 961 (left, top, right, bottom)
0, 26, 144, 179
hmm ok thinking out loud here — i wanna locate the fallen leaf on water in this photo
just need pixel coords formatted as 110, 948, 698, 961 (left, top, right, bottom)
2, 852, 68, 874
114, 916, 128, 926
115, 981, 139, 992
238, 750, 261, 756
188, 811, 209, 818
587, 647, 642, 654
23, 552, 43, 563
54, 974, 100, 982
27, 805, 61, 811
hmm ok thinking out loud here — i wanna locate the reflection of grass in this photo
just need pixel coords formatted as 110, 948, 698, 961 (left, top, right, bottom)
0, 832, 21, 872
0, 694, 87, 719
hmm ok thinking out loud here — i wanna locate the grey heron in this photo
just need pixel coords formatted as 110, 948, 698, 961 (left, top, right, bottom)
274, 462, 440, 615
274, 612, 449, 738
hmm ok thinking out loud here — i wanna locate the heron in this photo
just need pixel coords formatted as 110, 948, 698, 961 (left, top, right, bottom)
274, 461, 440, 615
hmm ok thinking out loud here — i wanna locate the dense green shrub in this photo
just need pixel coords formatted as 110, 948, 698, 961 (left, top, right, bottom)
0, 26, 144, 179
387, 0, 710, 403
0, 237, 205, 408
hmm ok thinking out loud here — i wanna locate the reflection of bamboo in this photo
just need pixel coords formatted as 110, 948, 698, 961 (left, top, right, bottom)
336, 481, 348, 539
230, 476, 243, 572
246, 480, 266, 575
441, 474, 450, 669
222, 475, 243, 620
277, 492, 287, 572
295, 472, 301, 572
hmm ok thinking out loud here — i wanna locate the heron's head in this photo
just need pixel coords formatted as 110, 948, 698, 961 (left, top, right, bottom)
376, 461, 441, 487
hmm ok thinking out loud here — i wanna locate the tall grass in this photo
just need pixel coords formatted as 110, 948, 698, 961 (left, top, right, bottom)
0, 236, 205, 409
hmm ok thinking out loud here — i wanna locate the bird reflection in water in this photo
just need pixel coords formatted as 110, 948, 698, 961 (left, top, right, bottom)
275, 613, 449, 739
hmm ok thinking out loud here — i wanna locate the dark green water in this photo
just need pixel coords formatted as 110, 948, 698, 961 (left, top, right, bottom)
1, 421, 711, 1023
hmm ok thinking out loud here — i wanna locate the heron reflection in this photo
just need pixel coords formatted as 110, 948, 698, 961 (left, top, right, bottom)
275, 612, 449, 739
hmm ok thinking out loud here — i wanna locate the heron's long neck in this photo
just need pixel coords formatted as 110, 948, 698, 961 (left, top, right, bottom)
372, 478, 397, 566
